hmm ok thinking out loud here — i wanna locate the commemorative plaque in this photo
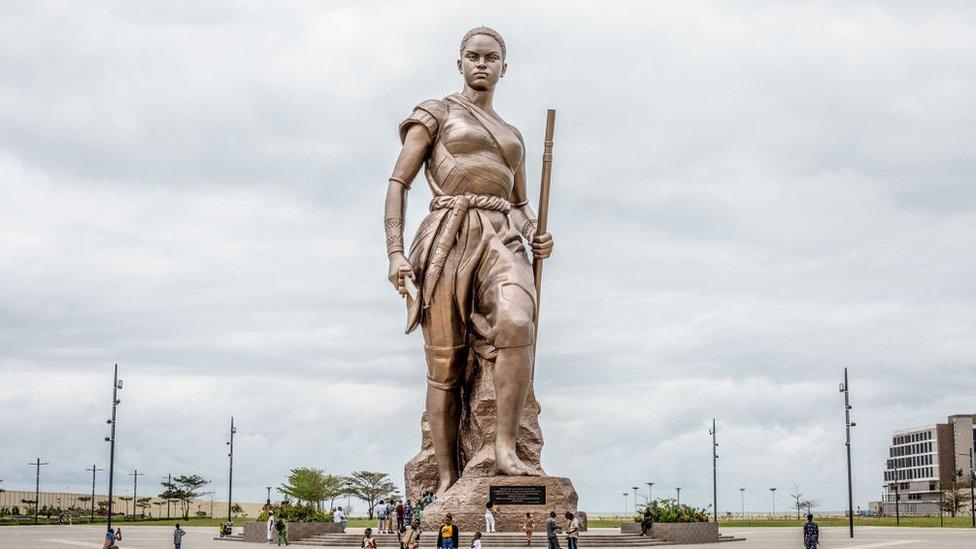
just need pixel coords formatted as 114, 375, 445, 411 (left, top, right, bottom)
489, 485, 547, 505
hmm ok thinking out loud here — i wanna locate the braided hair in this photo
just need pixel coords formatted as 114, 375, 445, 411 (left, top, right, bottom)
460, 26, 506, 59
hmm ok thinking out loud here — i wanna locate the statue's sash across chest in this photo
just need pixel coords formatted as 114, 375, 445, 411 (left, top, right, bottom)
440, 107, 522, 169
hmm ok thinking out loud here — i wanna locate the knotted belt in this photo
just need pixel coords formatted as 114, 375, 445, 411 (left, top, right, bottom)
421, 194, 512, 308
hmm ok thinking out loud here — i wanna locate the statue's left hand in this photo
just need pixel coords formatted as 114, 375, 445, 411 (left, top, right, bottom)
531, 232, 554, 259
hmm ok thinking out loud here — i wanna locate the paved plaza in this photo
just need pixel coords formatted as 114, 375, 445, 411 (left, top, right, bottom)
3, 525, 976, 549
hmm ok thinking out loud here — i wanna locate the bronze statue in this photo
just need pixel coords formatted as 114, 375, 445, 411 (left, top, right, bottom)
384, 26, 554, 496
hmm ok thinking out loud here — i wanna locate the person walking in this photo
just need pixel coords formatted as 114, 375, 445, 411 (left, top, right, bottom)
803, 513, 820, 549
333, 506, 346, 533
523, 512, 534, 546
397, 499, 406, 533
115, 528, 123, 545
267, 513, 275, 543
404, 500, 414, 528
376, 500, 388, 533
545, 511, 562, 549
484, 502, 496, 533
385, 500, 395, 534
639, 507, 653, 537
275, 515, 289, 546
437, 513, 460, 549
173, 524, 185, 549
403, 519, 422, 549
564, 512, 580, 549
361, 527, 377, 549
471, 531, 483, 549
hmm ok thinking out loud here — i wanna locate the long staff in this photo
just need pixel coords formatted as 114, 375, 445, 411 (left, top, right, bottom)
532, 109, 556, 330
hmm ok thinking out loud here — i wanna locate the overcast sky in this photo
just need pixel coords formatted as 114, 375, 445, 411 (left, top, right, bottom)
1, 1, 975, 515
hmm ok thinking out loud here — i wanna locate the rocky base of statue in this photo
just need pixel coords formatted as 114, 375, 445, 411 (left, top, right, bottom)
404, 353, 545, 501
419, 475, 582, 533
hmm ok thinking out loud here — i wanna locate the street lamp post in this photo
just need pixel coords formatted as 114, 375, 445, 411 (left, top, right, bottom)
622, 492, 628, 515
769, 488, 777, 518
957, 451, 975, 528
226, 416, 237, 524
739, 488, 745, 519
128, 470, 144, 518
266, 486, 272, 506
892, 457, 900, 526
840, 367, 856, 538
104, 364, 122, 530
28, 458, 49, 524
675, 487, 681, 506
710, 418, 718, 524
646, 482, 654, 504
631, 487, 639, 511
85, 465, 103, 523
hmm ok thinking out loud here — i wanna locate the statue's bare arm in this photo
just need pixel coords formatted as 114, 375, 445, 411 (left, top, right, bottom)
509, 157, 554, 260
385, 124, 431, 295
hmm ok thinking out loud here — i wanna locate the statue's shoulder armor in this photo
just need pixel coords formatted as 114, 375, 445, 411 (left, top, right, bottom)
399, 99, 448, 144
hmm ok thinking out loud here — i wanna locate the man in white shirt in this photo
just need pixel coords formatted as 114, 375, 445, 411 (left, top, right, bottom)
267, 513, 275, 543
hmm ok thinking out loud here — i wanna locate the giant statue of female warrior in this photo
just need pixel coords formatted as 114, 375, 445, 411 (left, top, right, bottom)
384, 26, 555, 499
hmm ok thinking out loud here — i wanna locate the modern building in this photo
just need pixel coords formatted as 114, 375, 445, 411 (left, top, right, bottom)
881, 414, 975, 516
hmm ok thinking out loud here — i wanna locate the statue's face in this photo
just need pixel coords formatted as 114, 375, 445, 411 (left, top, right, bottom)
458, 34, 506, 91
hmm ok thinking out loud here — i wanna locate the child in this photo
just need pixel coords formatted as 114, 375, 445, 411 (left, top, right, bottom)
362, 527, 377, 549
523, 512, 534, 546
471, 531, 482, 549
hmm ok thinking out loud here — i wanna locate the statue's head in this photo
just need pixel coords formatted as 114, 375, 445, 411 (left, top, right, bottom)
458, 26, 507, 92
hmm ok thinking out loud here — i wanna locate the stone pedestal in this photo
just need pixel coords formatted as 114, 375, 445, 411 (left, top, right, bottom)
420, 475, 580, 533
405, 354, 545, 501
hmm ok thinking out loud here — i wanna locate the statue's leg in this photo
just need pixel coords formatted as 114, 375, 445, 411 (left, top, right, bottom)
424, 344, 466, 494
492, 284, 538, 476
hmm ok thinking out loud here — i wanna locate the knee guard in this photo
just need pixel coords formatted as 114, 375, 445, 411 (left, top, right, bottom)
425, 343, 467, 390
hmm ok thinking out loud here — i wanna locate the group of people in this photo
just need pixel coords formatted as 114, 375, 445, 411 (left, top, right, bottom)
373, 498, 423, 535
265, 513, 289, 545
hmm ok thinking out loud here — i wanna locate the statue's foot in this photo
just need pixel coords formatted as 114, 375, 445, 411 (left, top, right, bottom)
435, 472, 458, 496
495, 446, 538, 476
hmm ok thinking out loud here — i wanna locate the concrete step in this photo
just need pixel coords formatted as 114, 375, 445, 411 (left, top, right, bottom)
295, 533, 668, 547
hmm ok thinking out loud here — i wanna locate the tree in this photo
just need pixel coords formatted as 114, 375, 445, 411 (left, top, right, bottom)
942, 482, 972, 517
790, 488, 803, 520
159, 474, 210, 520
278, 467, 330, 508
118, 496, 133, 516
137, 497, 152, 516
323, 474, 350, 510
344, 471, 396, 519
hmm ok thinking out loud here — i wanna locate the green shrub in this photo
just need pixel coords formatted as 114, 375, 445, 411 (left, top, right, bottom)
635, 498, 710, 523
257, 502, 331, 523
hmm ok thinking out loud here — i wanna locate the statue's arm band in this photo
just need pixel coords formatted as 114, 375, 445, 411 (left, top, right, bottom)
385, 217, 405, 255
389, 176, 410, 190
511, 198, 530, 207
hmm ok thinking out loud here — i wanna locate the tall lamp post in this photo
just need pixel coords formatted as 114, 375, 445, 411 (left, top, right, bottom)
128, 470, 144, 518
675, 487, 681, 506
226, 416, 237, 524
646, 482, 654, 504
957, 451, 975, 528
631, 487, 639, 511
769, 487, 777, 518
622, 492, 628, 515
710, 418, 719, 524
85, 465, 103, 523
739, 488, 745, 519
28, 458, 49, 524
104, 364, 123, 530
892, 455, 900, 525
840, 367, 856, 538
266, 486, 272, 506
